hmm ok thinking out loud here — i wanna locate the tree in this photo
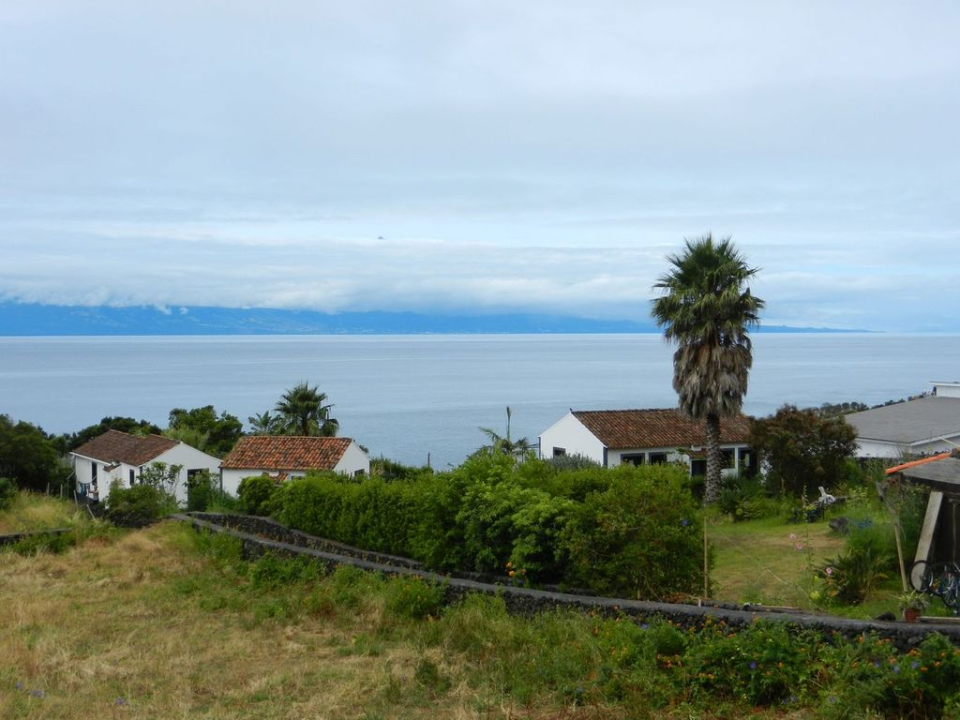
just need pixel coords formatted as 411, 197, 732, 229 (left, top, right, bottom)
247, 410, 284, 435
274, 382, 339, 437
65, 416, 162, 452
749, 404, 858, 497
0, 415, 70, 492
479, 406, 535, 459
651, 234, 764, 504
166, 405, 243, 456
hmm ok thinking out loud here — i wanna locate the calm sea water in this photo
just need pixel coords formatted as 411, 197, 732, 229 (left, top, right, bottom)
1, 334, 958, 468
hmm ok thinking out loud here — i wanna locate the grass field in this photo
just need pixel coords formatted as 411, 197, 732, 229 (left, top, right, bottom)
2, 493, 952, 718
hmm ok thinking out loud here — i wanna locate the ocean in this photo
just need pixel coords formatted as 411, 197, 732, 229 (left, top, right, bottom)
1, 333, 958, 468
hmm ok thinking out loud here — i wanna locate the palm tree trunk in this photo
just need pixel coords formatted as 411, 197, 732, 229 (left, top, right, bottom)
704, 413, 722, 505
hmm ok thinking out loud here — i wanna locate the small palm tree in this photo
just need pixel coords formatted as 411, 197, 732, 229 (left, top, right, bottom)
479, 406, 535, 459
247, 410, 283, 435
651, 234, 764, 504
274, 382, 339, 437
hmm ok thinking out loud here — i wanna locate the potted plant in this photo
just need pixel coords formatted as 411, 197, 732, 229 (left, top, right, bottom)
897, 590, 929, 623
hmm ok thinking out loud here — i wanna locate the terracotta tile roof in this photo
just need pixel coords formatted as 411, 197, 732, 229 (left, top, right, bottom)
572, 408, 751, 449
221, 436, 352, 472
72, 429, 179, 466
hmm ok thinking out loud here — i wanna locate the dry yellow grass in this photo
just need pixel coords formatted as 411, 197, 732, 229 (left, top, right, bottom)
2, 524, 659, 720
0, 492, 90, 535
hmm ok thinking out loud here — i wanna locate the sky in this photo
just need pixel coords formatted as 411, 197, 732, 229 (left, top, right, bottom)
1, 1, 958, 331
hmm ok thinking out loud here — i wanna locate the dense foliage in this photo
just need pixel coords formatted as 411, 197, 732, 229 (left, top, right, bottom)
0, 415, 70, 492
238, 474, 280, 516
274, 454, 705, 599
166, 405, 243, 456
105, 482, 178, 527
64, 416, 162, 452
749, 404, 858, 496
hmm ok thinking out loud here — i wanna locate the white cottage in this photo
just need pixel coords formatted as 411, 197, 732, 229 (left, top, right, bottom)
219, 435, 370, 497
71, 429, 222, 504
846, 381, 960, 459
539, 408, 754, 476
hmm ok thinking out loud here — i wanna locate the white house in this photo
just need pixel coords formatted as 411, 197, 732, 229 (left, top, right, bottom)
219, 435, 370, 496
539, 408, 754, 476
846, 381, 960, 459
71, 429, 222, 504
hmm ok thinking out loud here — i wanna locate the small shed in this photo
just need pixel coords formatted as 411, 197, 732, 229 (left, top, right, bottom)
890, 452, 960, 588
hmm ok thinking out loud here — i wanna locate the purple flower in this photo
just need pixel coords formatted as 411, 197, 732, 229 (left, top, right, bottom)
15, 681, 23, 690
640, 623, 649, 630
30, 689, 45, 699
828, 696, 838, 705
912, 661, 920, 670
115, 697, 128, 706
749, 661, 758, 670
893, 664, 901, 674
825, 567, 834, 576
681, 518, 690, 527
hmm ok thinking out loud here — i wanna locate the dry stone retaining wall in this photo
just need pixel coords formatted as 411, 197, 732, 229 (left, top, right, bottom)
176, 513, 960, 651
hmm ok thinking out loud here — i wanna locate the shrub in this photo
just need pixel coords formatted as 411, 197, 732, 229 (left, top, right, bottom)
717, 474, 777, 522
0, 476, 16, 511
105, 481, 178, 527
821, 522, 896, 604
186, 469, 217, 512
546, 453, 601, 472
561, 464, 705, 599
384, 576, 445, 620
238, 474, 280, 516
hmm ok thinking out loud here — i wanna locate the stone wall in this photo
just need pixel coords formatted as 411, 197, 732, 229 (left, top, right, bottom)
176, 513, 960, 651
0, 528, 71, 548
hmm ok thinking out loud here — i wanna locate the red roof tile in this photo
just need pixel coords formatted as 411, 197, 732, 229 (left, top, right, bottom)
221, 436, 352, 472
72, 429, 179, 466
572, 409, 751, 449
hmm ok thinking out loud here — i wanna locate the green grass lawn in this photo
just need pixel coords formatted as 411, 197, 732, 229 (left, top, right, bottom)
708, 504, 952, 620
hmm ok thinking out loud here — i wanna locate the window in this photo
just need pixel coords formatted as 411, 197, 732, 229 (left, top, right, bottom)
129, 469, 136, 486
553, 447, 566, 457
90, 461, 98, 488
648, 452, 668, 465
691, 459, 707, 476
721, 449, 735, 469
621, 453, 645, 466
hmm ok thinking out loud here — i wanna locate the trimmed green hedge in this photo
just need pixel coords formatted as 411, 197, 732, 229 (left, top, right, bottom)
274, 455, 705, 600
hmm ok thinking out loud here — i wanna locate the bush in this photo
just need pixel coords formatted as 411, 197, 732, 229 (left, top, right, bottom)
821, 522, 896, 604
238, 475, 280, 516
561, 464, 705, 599
717, 474, 777, 522
105, 482, 178, 527
0, 476, 16, 511
384, 576, 445, 620
186, 469, 217, 512
273, 455, 705, 599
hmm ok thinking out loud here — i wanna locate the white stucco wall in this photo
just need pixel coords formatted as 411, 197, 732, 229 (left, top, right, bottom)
333, 441, 372, 476
154, 444, 223, 504
933, 382, 960, 399
539, 413, 606, 465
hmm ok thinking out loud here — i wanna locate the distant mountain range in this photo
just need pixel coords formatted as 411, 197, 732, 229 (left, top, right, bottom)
0, 302, 868, 336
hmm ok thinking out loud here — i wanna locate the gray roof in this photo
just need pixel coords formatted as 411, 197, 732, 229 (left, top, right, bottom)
845, 395, 960, 445
902, 456, 960, 492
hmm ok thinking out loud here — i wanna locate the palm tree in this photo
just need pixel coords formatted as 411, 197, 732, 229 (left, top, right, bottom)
274, 382, 339, 437
479, 406, 535, 459
651, 234, 764, 504
247, 410, 283, 435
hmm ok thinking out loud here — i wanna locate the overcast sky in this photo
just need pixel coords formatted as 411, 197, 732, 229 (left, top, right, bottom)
2, 1, 958, 331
